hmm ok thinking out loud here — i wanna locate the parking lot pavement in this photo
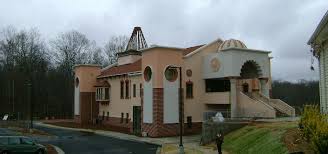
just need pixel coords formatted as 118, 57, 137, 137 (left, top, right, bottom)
0, 128, 16, 136
34, 125, 159, 154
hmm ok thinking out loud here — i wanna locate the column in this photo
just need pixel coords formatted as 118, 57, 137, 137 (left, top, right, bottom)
319, 50, 324, 113
260, 79, 269, 97
230, 78, 238, 118
323, 48, 328, 113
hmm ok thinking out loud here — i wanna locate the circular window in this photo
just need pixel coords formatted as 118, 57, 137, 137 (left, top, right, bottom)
144, 66, 152, 82
186, 69, 192, 77
165, 67, 178, 82
75, 78, 79, 88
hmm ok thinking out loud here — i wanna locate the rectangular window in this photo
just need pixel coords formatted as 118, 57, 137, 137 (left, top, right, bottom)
8, 138, 20, 145
126, 113, 129, 123
105, 87, 109, 100
125, 80, 129, 99
187, 116, 192, 128
120, 112, 124, 123
101, 88, 103, 100
133, 84, 136, 97
96, 87, 110, 101
96, 88, 99, 100
139, 84, 142, 97
96, 88, 102, 101
107, 112, 109, 120
205, 79, 231, 92
95, 89, 97, 100
0, 137, 8, 145
120, 81, 124, 99
186, 82, 193, 99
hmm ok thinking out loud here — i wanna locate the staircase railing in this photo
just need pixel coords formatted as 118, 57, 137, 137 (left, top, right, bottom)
239, 92, 276, 118
270, 99, 295, 117
256, 92, 295, 117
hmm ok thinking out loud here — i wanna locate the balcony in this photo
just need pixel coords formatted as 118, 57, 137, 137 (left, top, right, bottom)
200, 92, 230, 104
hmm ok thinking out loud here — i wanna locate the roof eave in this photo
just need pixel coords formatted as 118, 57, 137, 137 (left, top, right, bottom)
308, 10, 328, 45
220, 47, 271, 53
140, 45, 185, 52
97, 71, 142, 79
183, 38, 223, 58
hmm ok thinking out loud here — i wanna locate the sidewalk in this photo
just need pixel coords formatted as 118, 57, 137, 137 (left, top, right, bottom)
35, 122, 220, 154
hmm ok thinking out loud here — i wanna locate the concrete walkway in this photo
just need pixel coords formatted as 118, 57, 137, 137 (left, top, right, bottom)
255, 117, 300, 122
35, 122, 219, 154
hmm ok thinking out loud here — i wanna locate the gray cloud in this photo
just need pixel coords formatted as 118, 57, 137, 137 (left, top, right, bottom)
0, 0, 327, 81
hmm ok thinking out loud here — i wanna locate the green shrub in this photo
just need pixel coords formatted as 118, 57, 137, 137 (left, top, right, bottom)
299, 105, 328, 153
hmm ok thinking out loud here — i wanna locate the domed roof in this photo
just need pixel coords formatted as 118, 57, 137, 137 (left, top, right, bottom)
218, 39, 247, 51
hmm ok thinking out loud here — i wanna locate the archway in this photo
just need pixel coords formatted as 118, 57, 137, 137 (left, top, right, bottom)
240, 60, 262, 79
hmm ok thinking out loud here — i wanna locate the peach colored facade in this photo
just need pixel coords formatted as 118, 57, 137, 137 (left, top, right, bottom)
98, 75, 142, 120
74, 37, 295, 137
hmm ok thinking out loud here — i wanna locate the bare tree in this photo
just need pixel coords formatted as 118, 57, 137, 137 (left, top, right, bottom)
104, 35, 128, 65
51, 30, 92, 76
0, 26, 48, 73
90, 47, 105, 66
0, 26, 51, 119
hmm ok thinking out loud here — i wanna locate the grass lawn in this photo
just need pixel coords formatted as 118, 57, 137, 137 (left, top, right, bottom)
222, 122, 297, 154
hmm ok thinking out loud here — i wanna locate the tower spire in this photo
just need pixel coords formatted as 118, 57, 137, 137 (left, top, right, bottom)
126, 27, 148, 51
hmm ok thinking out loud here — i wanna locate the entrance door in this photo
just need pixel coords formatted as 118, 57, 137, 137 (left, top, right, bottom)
242, 83, 249, 93
133, 106, 141, 136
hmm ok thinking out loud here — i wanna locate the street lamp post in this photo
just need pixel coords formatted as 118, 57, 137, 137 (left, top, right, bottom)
168, 66, 184, 154
25, 80, 33, 131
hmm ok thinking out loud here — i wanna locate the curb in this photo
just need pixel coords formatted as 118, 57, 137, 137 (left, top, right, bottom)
50, 144, 65, 154
35, 122, 162, 146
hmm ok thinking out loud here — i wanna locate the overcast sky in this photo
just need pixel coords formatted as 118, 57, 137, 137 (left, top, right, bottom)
0, 0, 327, 81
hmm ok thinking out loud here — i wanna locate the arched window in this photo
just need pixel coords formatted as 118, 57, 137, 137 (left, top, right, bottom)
75, 78, 79, 88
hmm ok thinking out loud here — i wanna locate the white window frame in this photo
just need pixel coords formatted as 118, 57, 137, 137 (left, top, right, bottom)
96, 87, 110, 101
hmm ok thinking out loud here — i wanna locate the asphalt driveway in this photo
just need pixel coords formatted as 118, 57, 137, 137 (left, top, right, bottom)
0, 126, 159, 154
34, 125, 159, 154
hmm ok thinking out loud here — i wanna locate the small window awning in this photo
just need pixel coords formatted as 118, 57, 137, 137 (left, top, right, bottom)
94, 80, 110, 87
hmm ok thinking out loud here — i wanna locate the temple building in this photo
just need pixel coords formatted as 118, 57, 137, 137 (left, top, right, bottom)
308, 10, 328, 114
73, 27, 295, 137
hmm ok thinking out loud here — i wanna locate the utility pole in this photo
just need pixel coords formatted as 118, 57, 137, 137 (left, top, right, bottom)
178, 66, 184, 154
26, 80, 33, 131
12, 80, 15, 113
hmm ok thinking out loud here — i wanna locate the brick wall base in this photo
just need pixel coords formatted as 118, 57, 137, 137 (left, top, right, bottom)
140, 88, 202, 137
101, 116, 131, 128
142, 122, 202, 137
100, 116, 132, 134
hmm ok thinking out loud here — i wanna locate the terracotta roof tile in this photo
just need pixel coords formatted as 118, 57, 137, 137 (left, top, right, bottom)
98, 59, 141, 78
183, 45, 204, 56
98, 45, 203, 78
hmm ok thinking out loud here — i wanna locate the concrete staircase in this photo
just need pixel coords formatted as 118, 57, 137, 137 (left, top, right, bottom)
239, 92, 276, 118
251, 92, 295, 117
